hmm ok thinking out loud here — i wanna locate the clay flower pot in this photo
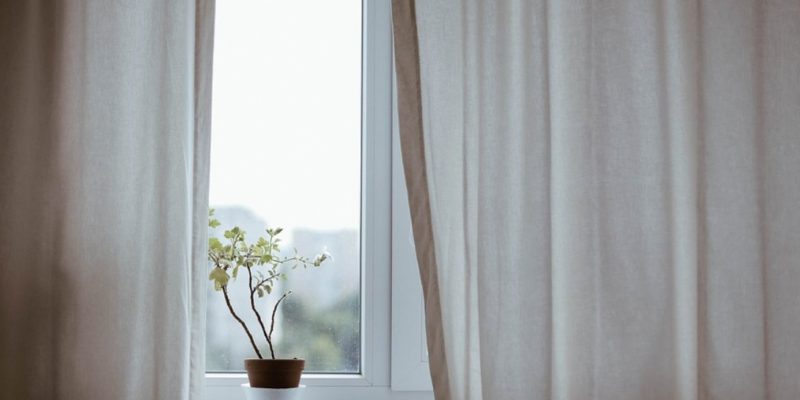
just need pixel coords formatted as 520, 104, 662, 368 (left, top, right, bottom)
244, 359, 305, 389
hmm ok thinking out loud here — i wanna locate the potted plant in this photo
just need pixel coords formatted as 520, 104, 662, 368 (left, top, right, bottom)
207, 209, 329, 390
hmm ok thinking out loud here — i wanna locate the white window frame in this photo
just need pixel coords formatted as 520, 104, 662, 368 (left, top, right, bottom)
205, 0, 433, 398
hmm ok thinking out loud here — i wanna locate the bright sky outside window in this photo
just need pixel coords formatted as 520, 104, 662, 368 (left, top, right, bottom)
207, 0, 362, 373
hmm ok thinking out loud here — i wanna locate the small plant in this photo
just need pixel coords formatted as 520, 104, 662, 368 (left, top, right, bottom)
207, 209, 329, 359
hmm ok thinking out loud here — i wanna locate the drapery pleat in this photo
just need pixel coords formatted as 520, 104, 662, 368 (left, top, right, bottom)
392, 2, 452, 399
392, 1, 800, 399
0, 1, 215, 398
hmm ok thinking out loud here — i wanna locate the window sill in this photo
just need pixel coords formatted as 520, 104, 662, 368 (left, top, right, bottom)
205, 373, 434, 400
206, 373, 370, 387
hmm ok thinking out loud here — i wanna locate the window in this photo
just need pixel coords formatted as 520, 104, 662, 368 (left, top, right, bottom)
206, 0, 362, 374
205, 0, 432, 398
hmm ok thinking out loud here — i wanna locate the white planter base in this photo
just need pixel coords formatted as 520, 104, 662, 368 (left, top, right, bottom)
241, 384, 305, 400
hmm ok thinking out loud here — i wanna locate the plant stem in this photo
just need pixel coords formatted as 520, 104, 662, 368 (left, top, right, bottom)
269, 292, 290, 342
222, 285, 263, 359
251, 272, 280, 293
246, 265, 276, 359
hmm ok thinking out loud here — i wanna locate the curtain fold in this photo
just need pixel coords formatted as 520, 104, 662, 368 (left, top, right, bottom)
392, 2, 452, 399
0, 1, 215, 398
392, 1, 800, 399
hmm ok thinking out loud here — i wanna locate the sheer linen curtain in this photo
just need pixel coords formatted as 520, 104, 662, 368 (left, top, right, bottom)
393, 1, 800, 399
0, 1, 214, 399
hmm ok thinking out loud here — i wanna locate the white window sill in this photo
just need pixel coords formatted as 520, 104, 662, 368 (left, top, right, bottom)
206, 374, 434, 400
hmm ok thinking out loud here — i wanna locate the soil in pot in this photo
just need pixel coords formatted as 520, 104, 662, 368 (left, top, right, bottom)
244, 358, 305, 389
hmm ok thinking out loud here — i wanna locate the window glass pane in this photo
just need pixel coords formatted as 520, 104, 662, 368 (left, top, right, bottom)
206, 0, 362, 373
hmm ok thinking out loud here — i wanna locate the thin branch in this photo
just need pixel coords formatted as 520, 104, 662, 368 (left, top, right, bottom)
273, 256, 308, 265
237, 254, 305, 266
222, 285, 263, 359
250, 272, 281, 295
246, 265, 275, 359
269, 292, 290, 340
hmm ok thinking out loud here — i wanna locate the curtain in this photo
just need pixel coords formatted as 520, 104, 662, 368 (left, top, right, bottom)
0, 1, 215, 398
392, 1, 800, 399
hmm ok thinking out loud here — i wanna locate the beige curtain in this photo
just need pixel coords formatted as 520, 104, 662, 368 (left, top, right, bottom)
0, 1, 215, 398
393, 1, 800, 399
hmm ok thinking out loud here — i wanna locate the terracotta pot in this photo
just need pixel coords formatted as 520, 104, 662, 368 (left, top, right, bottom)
244, 359, 305, 389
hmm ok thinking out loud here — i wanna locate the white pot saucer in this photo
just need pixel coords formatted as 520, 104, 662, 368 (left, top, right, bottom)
241, 384, 306, 400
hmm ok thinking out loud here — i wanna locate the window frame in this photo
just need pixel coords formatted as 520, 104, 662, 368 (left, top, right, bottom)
205, 0, 432, 398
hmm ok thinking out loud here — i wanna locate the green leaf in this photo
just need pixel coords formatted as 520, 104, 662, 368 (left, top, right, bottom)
208, 237, 223, 251
265, 285, 272, 294
208, 267, 229, 290
313, 253, 329, 267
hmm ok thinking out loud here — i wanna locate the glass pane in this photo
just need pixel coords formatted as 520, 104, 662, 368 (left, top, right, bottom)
206, 0, 362, 373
